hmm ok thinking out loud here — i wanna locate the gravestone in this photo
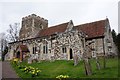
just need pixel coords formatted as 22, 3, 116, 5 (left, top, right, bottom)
83, 58, 92, 75
95, 57, 101, 70
73, 54, 79, 66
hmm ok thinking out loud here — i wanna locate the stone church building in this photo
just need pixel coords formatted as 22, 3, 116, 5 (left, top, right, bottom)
7, 14, 116, 61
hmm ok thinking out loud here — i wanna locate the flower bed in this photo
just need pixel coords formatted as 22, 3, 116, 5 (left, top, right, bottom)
56, 75, 69, 80
18, 65, 41, 77
12, 58, 19, 65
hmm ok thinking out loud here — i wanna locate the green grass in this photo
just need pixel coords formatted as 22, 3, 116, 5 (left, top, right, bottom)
11, 57, 118, 78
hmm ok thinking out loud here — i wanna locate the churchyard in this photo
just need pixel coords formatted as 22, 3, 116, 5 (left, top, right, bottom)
11, 57, 118, 79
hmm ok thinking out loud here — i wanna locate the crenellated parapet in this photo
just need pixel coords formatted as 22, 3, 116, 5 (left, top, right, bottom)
20, 14, 48, 40
22, 14, 48, 23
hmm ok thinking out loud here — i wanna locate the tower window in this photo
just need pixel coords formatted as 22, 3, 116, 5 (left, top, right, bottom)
40, 25, 43, 29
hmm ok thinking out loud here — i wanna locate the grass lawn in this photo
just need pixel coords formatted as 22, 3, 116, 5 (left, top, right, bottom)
11, 57, 118, 78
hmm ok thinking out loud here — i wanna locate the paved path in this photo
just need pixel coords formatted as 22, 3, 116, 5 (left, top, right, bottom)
2, 61, 19, 79
0, 61, 2, 80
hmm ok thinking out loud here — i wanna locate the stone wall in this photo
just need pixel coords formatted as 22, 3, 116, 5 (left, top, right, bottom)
51, 30, 85, 60
104, 20, 116, 56
85, 20, 116, 58
86, 38, 104, 58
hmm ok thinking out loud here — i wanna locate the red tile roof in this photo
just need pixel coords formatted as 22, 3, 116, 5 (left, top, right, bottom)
19, 45, 29, 52
36, 22, 69, 37
36, 18, 108, 39
75, 19, 108, 39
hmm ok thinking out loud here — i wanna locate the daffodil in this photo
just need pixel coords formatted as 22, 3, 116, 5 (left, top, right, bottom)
32, 71, 35, 74
56, 75, 69, 79
37, 70, 39, 72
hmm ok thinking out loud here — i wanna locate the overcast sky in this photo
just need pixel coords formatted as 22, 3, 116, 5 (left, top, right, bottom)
0, 0, 119, 34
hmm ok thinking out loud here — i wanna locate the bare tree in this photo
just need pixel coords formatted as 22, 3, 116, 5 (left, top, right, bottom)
7, 23, 20, 42
0, 23, 20, 60
0, 33, 8, 61
0, 33, 6, 52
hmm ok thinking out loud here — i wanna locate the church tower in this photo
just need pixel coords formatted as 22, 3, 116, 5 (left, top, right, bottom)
19, 14, 48, 40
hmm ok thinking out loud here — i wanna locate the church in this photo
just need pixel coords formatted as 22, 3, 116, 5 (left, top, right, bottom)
7, 14, 116, 62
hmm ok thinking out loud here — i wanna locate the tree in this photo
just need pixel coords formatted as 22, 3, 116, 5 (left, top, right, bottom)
0, 33, 5, 53
7, 23, 20, 42
111, 29, 120, 57
0, 33, 8, 61
2, 46, 8, 61
111, 29, 117, 45
116, 33, 120, 57
0, 22, 20, 61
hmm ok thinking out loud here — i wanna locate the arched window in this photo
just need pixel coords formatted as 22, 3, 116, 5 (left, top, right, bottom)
43, 44, 48, 54
62, 47, 66, 53
33, 47, 37, 54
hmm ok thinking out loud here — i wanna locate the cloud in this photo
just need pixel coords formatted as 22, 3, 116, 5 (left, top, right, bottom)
0, 0, 119, 34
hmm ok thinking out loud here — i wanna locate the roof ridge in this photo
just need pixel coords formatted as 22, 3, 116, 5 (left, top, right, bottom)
48, 22, 69, 28
39, 22, 69, 32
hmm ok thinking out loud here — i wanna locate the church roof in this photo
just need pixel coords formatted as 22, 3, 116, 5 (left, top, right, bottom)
75, 18, 108, 39
36, 22, 69, 37
19, 45, 29, 52
36, 19, 108, 39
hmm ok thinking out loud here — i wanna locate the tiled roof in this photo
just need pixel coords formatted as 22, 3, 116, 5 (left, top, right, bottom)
36, 22, 69, 37
75, 19, 108, 39
19, 45, 29, 52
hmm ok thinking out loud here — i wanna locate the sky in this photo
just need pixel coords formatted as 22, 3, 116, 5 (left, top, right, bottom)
0, 0, 119, 34
118, 1, 120, 33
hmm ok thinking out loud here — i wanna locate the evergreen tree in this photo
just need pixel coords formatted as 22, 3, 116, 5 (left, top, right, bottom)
116, 33, 120, 57
111, 29, 117, 45
2, 46, 8, 61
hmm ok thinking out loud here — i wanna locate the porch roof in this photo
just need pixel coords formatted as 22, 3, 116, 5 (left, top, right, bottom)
19, 45, 29, 52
